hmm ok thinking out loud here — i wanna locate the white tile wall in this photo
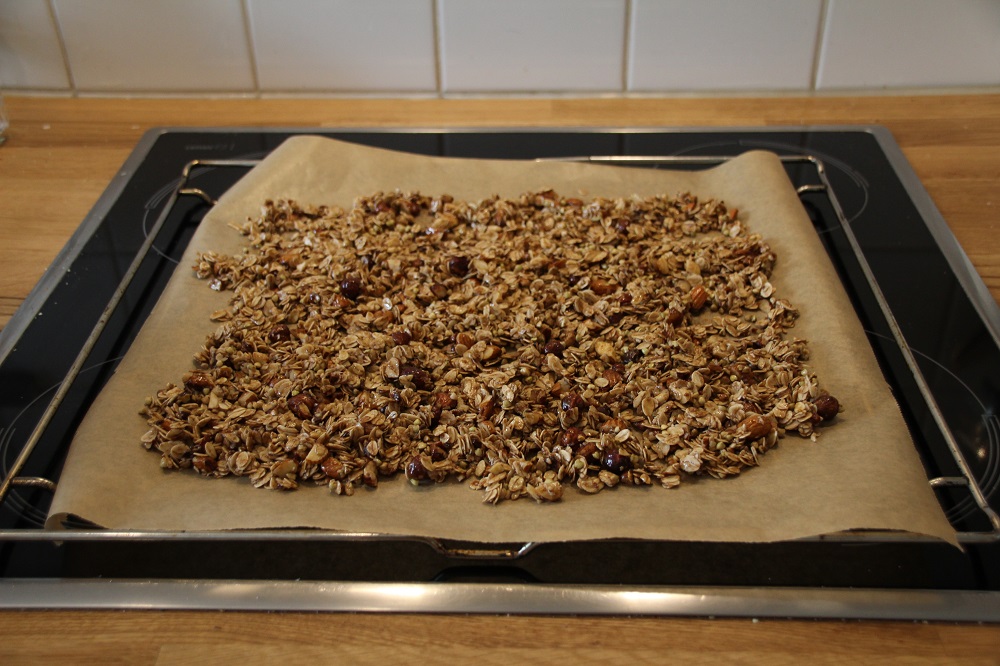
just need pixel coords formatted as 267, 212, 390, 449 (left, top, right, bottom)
439, 0, 625, 93
2, 0, 998, 95
248, 0, 436, 92
817, 0, 1000, 89
628, 0, 822, 92
0, 0, 69, 89
52, 0, 254, 92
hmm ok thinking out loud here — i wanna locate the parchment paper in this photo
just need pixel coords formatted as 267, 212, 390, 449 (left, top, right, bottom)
47, 136, 958, 546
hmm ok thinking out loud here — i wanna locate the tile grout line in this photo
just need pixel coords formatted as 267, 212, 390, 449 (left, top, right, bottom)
433, 0, 444, 98
240, 0, 262, 98
45, 0, 78, 98
621, 0, 633, 93
810, 0, 830, 92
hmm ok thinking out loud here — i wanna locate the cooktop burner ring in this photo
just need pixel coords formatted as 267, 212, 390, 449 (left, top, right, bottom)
666, 139, 871, 224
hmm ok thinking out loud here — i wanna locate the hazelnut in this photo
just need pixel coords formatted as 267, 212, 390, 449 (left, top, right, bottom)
602, 367, 624, 388
601, 449, 633, 475
447, 255, 470, 277
405, 455, 431, 485
398, 364, 432, 391
623, 349, 643, 364
268, 324, 291, 343
561, 392, 585, 412
559, 426, 585, 451
543, 339, 565, 357
340, 275, 363, 300
814, 395, 841, 421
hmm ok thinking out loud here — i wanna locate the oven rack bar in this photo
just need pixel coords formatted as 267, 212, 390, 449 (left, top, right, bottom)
1, 154, 997, 546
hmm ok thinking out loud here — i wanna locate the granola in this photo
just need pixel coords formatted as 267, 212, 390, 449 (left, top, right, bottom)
140, 190, 840, 503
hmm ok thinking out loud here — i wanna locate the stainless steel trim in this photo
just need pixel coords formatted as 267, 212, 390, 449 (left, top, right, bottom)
1, 579, 997, 621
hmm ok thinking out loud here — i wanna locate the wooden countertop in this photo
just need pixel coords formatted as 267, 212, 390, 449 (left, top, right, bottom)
1, 95, 999, 662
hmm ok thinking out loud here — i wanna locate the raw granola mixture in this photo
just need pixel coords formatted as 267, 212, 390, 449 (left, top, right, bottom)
140, 190, 840, 502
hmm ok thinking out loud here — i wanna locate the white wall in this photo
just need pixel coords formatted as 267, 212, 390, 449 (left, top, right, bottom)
1, 0, 998, 96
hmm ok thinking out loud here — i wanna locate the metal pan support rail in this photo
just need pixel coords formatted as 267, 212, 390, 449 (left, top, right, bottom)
0, 154, 997, 549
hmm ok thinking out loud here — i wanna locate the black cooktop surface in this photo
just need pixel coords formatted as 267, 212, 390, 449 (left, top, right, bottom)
1, 128, 998, 595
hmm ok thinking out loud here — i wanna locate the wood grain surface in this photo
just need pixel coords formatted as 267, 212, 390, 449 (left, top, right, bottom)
0, 94, 998, 661
1, 610, 999, 665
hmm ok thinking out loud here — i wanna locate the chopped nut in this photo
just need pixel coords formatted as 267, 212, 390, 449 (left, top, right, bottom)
184, 372, 213, 391
590, 278, 618, 296
602, 366, 624, 388
559, 426, 585, 451
478, 397, 496, 421
398, 364, 432, 391
560, 392, 585, 412
286, 393, 316, 419
689, 285, 708, 310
